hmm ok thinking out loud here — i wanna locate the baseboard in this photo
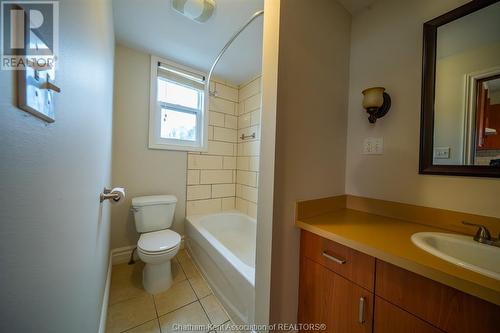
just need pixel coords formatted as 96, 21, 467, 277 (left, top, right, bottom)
111, 235, 186, 265
98, 254, 112, 333
111, 245, 137, 265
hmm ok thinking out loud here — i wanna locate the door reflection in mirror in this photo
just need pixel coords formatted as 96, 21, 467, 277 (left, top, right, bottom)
432, 1, 500, 166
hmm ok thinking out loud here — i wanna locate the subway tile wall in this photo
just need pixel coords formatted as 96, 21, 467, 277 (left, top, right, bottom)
236, 76, 261, 218
186, 76, 261, 217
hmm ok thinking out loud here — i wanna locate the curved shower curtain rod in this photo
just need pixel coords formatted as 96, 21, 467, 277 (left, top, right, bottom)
205, 9, 264, 95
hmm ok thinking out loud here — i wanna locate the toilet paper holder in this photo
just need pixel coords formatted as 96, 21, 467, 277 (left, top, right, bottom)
100, 187, 125, 203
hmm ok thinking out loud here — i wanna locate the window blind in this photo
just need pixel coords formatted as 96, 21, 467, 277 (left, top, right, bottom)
157, 61, 205, 91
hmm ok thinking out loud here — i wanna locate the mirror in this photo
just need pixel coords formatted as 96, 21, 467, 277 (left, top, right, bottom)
420, 0, 500, 177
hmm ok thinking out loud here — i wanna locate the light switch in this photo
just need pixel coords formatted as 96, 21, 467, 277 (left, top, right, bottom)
363, 137, 383, 155
434, 147, 450, 159
16, 27, 59, 123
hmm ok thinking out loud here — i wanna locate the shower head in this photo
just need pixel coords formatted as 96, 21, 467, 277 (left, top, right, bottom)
171, 0, 216, 23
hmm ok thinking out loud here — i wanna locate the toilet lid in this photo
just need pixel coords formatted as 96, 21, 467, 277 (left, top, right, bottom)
138, 230, 181, 253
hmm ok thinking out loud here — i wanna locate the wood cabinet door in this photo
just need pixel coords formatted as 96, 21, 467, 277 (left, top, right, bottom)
298, 256, 373, 333
374, 296, 444, 333
330, 273, 373, 333
298, 256, 335, 332
375, 260, 500, 333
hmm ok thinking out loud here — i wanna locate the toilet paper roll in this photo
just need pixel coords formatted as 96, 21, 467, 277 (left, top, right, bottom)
110, 187, 126, 204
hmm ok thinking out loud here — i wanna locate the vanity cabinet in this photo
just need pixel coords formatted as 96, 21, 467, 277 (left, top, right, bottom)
376, 260, 500, 333
373, 296, 443, 333
298, 230, 500, 333
298, 231, 374, 333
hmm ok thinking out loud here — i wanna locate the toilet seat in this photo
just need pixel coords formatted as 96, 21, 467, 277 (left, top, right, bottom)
138, 229, 181, 254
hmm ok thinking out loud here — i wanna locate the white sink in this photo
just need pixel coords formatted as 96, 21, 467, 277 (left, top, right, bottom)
411, 232, 500, 281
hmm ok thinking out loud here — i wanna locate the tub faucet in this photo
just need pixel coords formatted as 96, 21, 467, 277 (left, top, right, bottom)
462, 221, 500, 248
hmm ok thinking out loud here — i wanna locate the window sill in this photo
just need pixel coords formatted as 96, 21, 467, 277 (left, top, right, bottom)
148, 142, 207, 152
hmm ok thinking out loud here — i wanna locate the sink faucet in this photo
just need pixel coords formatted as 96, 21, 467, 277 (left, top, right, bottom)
462, 221, 500, 248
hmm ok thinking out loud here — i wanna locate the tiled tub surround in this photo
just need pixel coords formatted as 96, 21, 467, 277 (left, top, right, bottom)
236, 77, 261, 218
186, 80, 239, 216
106, 249, 235, 333
186, 77, 261, 218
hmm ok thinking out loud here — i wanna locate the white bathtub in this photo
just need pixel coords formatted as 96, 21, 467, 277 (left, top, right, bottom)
185, 211, 255, 325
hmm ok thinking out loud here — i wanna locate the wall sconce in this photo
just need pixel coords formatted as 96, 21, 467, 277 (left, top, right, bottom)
362, 87, 391, 123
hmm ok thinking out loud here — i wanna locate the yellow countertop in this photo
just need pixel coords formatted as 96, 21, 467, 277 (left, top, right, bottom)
296, 208, 500, 306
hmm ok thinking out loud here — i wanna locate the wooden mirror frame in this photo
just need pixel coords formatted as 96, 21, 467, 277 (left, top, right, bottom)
419, 0, 500, 178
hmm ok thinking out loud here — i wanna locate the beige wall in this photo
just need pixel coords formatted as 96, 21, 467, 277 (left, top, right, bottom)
111, 44, 187, 249
270, 0, 351, 325
346, 0, 500, 218
0, 0, 115, 331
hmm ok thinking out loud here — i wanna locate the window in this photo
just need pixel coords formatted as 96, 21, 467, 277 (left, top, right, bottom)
149, 56, 207, 151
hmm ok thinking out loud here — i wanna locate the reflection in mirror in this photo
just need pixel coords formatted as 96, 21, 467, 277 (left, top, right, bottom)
475, 76, 500, 166
433, 1, 500, 166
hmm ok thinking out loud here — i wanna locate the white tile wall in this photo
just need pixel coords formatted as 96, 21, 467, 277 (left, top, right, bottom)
224, 115, 237, 129
200, 170, 233, 184
221, 197, 235, 211
236, 184, 258, 203
244, 94, 261, 113
238, 113, 251, 129
223, 157, 236, 169
239, 77, 261, 101
237, 141, 260, 157
187, 170, 200, 185
207, 126, 214, 140
187, 185, 211, 200
212, 184, 236, 198
214, 82, 238, 102
188, 155, 223, 170
249, 157, 259, 172
187, 199, 222, 215
236, 170, 257, 187
186, 80, 239, 216
204, 141, 234, 156
235, 76, 261, 219
209, 97, 236, 115
213, 127, 237, 143
250, 110, 261, 126
186, 77, 261, 217
209, 112, 225, 127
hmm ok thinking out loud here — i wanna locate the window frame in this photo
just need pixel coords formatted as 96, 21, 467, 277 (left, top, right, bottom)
149, 55, 208, 152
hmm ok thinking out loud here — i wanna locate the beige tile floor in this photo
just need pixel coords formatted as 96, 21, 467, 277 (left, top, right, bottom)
106, 249, 234, 333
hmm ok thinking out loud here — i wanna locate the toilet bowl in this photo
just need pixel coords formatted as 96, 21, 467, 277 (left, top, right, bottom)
131, 195, 180, 294
137, 229, 181, 294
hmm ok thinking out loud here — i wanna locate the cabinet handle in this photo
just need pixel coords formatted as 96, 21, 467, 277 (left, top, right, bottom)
358, 297, 365, 324
321, 251, 346, 264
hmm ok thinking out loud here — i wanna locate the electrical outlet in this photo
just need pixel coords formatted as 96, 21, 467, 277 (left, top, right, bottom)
363, 137, 383, 155
434, 147, 450, 159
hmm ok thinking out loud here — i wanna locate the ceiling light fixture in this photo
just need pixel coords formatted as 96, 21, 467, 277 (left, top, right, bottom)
171, 0, 216, 23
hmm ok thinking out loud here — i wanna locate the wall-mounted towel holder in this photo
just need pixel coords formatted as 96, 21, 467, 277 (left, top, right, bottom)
240, 133, 256, 140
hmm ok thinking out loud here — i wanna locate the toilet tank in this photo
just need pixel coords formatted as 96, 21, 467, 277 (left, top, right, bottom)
131, 195, 177, 233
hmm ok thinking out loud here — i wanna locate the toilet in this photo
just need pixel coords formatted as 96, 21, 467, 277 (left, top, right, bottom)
131, 195, 181, 294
